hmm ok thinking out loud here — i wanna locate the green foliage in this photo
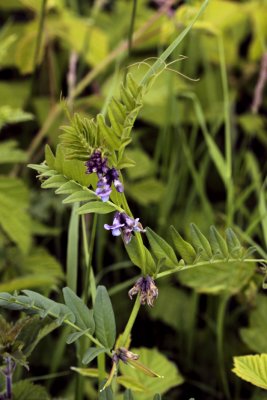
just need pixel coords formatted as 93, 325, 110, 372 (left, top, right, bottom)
146, 227, 178, 270
63, 287, 95, 332
13, 380, 50, 400
60, 73, 146, 163
232, 354, 267, 390
119, 348, 183, 399
240, 294, 267, 354
93, 286, 116, 349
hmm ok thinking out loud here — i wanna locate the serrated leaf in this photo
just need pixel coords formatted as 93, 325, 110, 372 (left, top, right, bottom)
170, 226, 196, 264
63, 287, 95, 332
146, 227, 178, 269
93, 286, 116, 349
82, 346, 107, 365
190, 223, 213, 260
77, 201, 116, 215
232, 354, 267, 390
125, 236, 156, 275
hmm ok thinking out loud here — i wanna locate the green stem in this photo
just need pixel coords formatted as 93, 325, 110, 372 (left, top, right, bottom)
217, 295, 231, 400
30, 0, 47, 95
218, 34, 233, 226
120, 295, 141, 347
128, 0, 138, 56
81, 214, 97, 304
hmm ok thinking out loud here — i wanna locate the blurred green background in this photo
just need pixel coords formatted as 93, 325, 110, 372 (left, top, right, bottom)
1, 0, 267, 399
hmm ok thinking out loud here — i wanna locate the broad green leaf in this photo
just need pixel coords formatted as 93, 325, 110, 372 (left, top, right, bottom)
82, 347, 107, 365
0, 106, 33, 130
93, 286, 116, 349
190, 223, 213, 260
126, 178, 165, 206
150, 286, 195, 332
63, 287, 95, 332
66, 330, 90, 344
0, 177, 31, 253
119, 348, 183, 399
77, 201, 117, 215
170, 226, 196, 264
13, 380, 50, 400
233, 354, 267, 390
0, 140, 27, 163
146, 227, 178, 269
179, 260, 254, 295
240, 294, 267, 353
117, 376, 147, 392
22, 290, 75, 323
125, 236, 156, 275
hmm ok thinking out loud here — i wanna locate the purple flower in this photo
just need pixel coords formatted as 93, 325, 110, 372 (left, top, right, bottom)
85, 151, 124, 202
85, 150, 108, 176
128, 276, 158, 306
104, 212, 146, 244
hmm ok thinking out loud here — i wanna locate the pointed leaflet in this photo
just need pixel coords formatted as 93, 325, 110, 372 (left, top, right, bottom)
63, 287, 95, 333
232, 354, 267, 390
226, 228, 243, 258
77, 201, 116, 215
125, 236, 156, 275
146, 227, 178, 269
170, 226, 196, 264
82, 347, 107, 365
209, 226, 229, 259
93, 286, 116, 349
123, 389, 135, 400
190, 223, 212, 260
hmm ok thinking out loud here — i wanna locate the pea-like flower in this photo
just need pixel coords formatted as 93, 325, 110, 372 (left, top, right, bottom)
104, 212, 146, 244
85, 151, 123, 202
128, 276, 158, 306
112, 347, 139, 365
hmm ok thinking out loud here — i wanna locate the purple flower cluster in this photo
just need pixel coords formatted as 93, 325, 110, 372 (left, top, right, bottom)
128, 276, 158, 306
85, 150, 123, 202
104, 212, 146, 244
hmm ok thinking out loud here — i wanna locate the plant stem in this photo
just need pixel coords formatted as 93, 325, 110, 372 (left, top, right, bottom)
218, 34, 233, 226
217, 295, 231, 400
81, 214, 97, 304
120, 295, 141, 347
128, 0, 138, 56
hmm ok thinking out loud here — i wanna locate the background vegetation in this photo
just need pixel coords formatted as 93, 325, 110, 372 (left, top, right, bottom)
1, 0, 267, 399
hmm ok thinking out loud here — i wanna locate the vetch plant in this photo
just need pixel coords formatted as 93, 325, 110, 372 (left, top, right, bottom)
1, 0, 267, 398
